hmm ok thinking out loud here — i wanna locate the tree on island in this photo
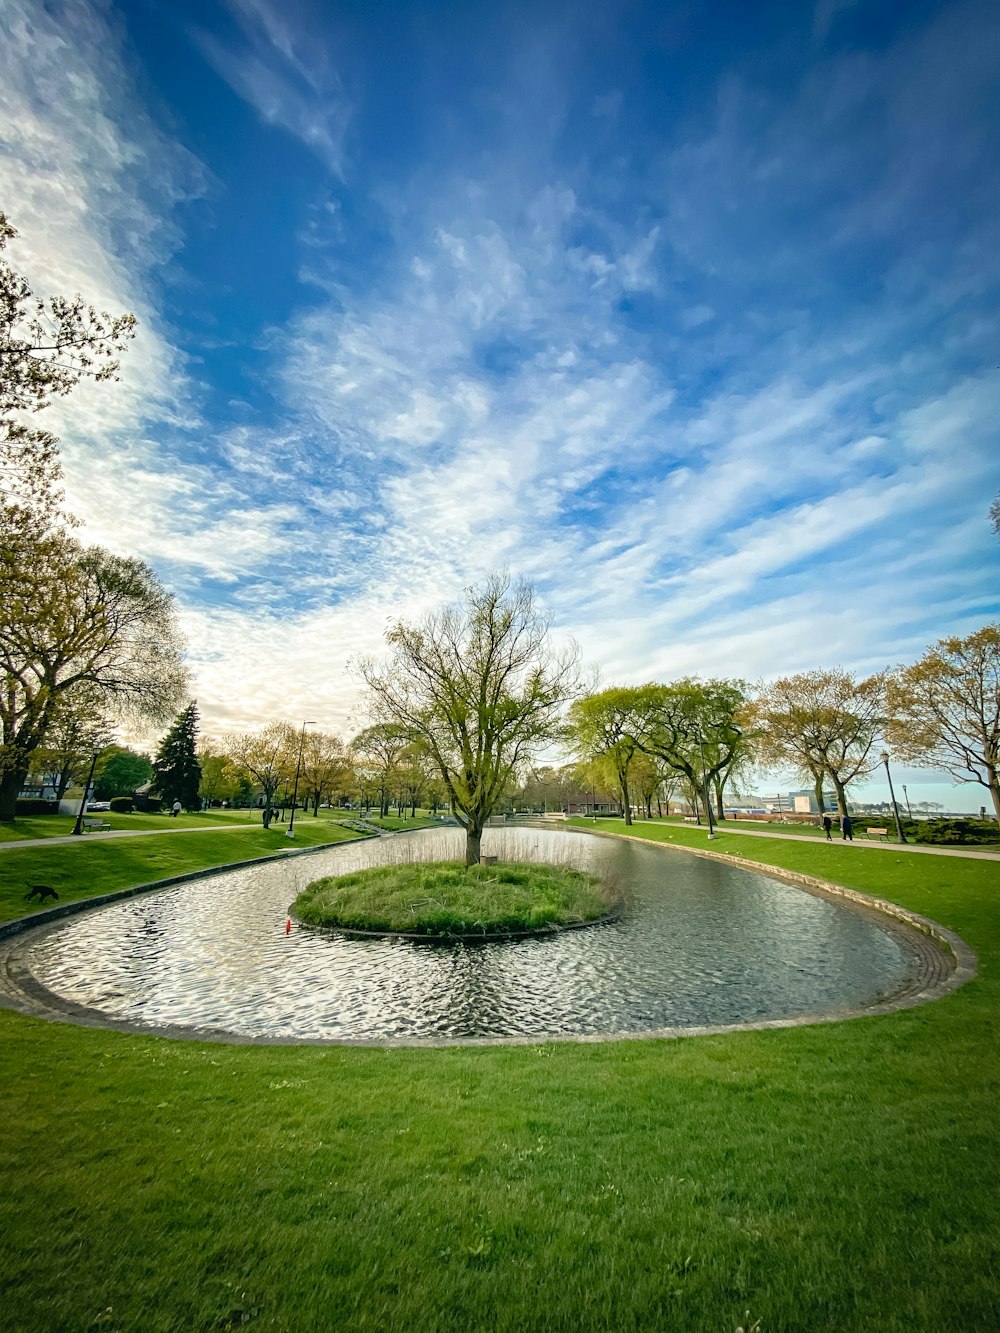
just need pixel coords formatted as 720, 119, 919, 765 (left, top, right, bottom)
887, 624, 1000, 823
360, 572, 580, 865
153, 703, 202, 811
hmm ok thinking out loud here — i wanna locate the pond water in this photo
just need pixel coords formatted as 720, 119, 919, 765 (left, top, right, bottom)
19, 827, 919, 1042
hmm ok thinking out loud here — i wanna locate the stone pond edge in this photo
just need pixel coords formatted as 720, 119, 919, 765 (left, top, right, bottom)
0, 825, 978, 1047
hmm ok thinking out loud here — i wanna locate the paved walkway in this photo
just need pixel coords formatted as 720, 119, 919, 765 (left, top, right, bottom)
0, 822, 262, 851
635, 821, 1000, 862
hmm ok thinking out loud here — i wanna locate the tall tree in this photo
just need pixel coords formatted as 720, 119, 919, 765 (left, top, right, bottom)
887, 624, 1000, 822
29, 690, 114, 802
360, 572, 580, 864
224, 723, 295, 827
1, 211, 135, 535
0, 538, 187, 821
299, 730, 349, 815
93, 746, 154, 802
568, 687, 642, 825
197, 744, 240, 808
749, 670, 886, 818
153, 703, 202, 810
351, 724, 409, 818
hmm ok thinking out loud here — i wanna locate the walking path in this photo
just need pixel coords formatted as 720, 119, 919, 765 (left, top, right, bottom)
637, 821, 1000, 862
0, 823, 262, 851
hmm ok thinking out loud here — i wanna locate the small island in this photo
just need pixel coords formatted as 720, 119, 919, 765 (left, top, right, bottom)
294, 860, 620, 939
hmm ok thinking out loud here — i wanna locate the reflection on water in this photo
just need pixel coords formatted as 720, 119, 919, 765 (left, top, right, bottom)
23, 827, 917, 1040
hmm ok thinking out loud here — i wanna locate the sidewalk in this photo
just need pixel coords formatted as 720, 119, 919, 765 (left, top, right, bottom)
636, 821, 1000, 862
0, 823, 262, 851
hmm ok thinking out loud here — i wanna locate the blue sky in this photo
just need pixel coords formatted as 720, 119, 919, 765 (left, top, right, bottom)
2, 0, 999, 808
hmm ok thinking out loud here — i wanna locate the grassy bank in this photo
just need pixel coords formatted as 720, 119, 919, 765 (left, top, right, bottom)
0, 821, 365, 926
1, 829, 998, 1329
296, 859, 613, 936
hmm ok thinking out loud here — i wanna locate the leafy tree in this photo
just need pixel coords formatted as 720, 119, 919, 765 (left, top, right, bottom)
0, 538, 187, 821
360, 572, 580, 864
27, 685, 113, 801
1, 211, 135, 535
224, 723, 295, 827
299, 730, 350, 815
887, 624, 1000, 822
93, 746, 154, 802
568, 688, 642, 825
990, 492, 1000, 540
748, 670, 886, 818
153, 702, 202, 810
351, 724, 409, 818
625, 679, 751, 823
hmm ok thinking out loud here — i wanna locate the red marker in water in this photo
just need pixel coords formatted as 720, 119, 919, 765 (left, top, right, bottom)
285, 917, 292, 935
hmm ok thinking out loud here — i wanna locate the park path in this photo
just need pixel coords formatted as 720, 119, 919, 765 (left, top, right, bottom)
631, 821, 1000, 862
0, 822, 263, 851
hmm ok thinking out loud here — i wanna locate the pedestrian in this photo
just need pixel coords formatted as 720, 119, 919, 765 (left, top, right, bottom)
171, 799, 182, 818
841, 813, 853, 841
822, 814, 832, 841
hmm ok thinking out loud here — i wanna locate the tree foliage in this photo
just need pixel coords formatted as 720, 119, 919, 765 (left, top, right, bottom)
887, 624, 1000, 822
93, 746, 154, 802
223, 723, 295, 826
360, 572, 580, 864
0, 536, 187, 821
153, 702, 202, 810
748, 669, 885, 817
568, 687, 641, 825
1, 211, 135, 534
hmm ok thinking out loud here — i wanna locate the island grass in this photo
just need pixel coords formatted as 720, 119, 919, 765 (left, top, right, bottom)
296, 859, 613, 935
0, 832, 999, 1329
0, 822, 365, 925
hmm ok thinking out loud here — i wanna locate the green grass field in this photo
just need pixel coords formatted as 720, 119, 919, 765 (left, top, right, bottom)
0, 820, 365, 925
1, 824, 998, 1330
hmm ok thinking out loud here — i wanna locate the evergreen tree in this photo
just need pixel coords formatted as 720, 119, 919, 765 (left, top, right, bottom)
153, 702, 202, 810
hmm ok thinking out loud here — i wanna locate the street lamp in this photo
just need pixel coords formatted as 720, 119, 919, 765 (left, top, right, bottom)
902, 783, 912, 819
880, 751, 907, 844
286, 722, 315, 839
71, 749, 102, 836
695, 725, 716, 840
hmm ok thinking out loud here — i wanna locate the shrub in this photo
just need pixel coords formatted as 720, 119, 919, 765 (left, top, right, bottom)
109, 797, 134, 814
14, 799, 58, 817
912, 818, 999, 845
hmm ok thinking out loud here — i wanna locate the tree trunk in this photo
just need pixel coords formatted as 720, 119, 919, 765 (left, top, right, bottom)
714, 778, 726, 820
620, 774, 632, 826
0, 766, 25, 822
814, 772, 826, 817
465, 825, 483, 866
988, 770, 1000, 823
830, 773, 849, 819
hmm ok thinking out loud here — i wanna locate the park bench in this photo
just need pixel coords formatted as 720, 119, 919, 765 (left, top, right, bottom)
683, 816, 698, 823
81, 816, 111, 832
863, 827, 890, 841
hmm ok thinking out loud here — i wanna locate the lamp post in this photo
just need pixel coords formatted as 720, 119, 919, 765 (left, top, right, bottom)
286, 722, 315, 839
880, 751, 907, 844
695, 725, 716, 840
902, 784, 912, 819
71, 750, 101, 836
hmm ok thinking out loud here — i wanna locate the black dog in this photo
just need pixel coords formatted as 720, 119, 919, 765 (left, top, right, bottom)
25, 884, 59, 904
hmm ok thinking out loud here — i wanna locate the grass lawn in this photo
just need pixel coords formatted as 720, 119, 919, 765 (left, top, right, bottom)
0, 807, 364, 843
1, 825, 998, 1330
620, 813, 1000, 850
0, 821, 366, 926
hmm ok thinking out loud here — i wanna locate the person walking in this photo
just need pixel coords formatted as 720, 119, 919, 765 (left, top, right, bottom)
841, 813, 854, 841
171, 799, 182, 818
822, 814, 832, 841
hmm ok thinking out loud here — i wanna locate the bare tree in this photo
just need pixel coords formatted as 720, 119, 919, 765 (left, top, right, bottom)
359, 572, 580, 864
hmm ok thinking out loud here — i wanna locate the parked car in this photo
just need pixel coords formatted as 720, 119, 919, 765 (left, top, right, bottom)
85, 800, 111, 812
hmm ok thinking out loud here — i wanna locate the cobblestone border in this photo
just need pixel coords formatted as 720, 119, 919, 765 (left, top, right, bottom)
0, 829, 977, 1047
